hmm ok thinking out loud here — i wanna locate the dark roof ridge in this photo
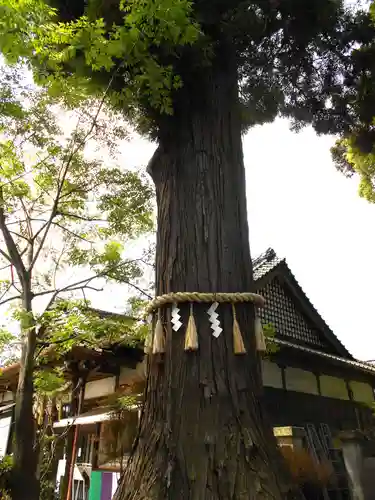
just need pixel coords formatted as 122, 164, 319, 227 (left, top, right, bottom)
272, 338, 375, 375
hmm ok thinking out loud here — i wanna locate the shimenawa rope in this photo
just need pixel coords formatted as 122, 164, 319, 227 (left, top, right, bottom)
145, 291, 266, 355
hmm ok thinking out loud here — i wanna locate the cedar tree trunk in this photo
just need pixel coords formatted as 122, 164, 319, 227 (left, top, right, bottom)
12, 286, 40, 500
115, 44, 301, 500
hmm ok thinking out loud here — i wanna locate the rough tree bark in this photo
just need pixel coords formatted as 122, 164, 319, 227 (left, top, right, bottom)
12, 283, 40, 500
115, 44, 300, 500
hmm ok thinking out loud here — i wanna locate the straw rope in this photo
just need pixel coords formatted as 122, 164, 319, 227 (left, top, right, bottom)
146, 291, 265, 315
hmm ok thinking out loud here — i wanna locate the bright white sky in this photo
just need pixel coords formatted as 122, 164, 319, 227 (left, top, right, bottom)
112, 119, 375, 362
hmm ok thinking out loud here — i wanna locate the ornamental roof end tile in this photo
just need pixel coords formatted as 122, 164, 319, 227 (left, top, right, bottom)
253, 248, 283, 281
252, 248, 352, 360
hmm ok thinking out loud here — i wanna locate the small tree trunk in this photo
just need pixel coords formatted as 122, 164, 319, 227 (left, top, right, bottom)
12, 286, 40, 500
115, 45, 301, 500
40, 398, 63, 488
50, 399, 66, 481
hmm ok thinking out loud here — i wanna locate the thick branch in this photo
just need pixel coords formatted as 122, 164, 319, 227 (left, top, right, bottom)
0, 187, 27, 286
0, 249, 11, 262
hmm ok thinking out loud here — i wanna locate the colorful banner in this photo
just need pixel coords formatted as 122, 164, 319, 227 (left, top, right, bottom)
89, 471, 120, 500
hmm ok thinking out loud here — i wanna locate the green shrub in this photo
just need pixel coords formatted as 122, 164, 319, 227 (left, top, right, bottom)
0, 455, 13, 497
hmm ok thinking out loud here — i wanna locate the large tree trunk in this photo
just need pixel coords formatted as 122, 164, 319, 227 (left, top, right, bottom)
12, 287, 40, 500
116, 44, 300, 500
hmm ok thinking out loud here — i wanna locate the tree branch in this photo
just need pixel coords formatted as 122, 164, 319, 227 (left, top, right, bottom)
51, 221, 95, 244
29, 73, 116, 272
0, 293, 21, 306
121, 280, 153, 299
40, 260, 128, 314
56, 211, 104, 223
69, 284, 103, 293
29, 178, 65, 271
53, 243, 67, 290
5, 217, 47, 226
20, 198, 34, 268
9, 230, 30, 243
31, 283, 104, 301
0, 168, 34, 188
0, 283, 12, 304
0, 187, 27, 286
58, 180, 104, 201
38, 276, 98, 310
0, 249, 11, 263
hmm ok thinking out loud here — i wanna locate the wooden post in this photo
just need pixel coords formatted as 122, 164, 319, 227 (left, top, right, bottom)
340, 431, 366, 500
66, 367, 87, 500
66, 423, 80, 500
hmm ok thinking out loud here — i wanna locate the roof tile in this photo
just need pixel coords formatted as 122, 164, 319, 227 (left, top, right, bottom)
253, 248, 283, 280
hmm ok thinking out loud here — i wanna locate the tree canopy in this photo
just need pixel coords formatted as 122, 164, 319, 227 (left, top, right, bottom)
0, 61, 154, 499
329, 1, 375, 203
0, 0, 373, 137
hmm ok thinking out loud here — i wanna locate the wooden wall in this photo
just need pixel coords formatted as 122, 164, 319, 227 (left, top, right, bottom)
263, 387, 373, 431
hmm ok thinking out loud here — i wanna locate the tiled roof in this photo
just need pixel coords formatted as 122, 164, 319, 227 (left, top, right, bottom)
252, 248, 352, 359
253, 248, 283, 281
272, 338, 375, 376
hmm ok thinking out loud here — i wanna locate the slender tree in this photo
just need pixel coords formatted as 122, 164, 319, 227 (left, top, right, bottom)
0, 1, 374, 499
0, 64, 153, 500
